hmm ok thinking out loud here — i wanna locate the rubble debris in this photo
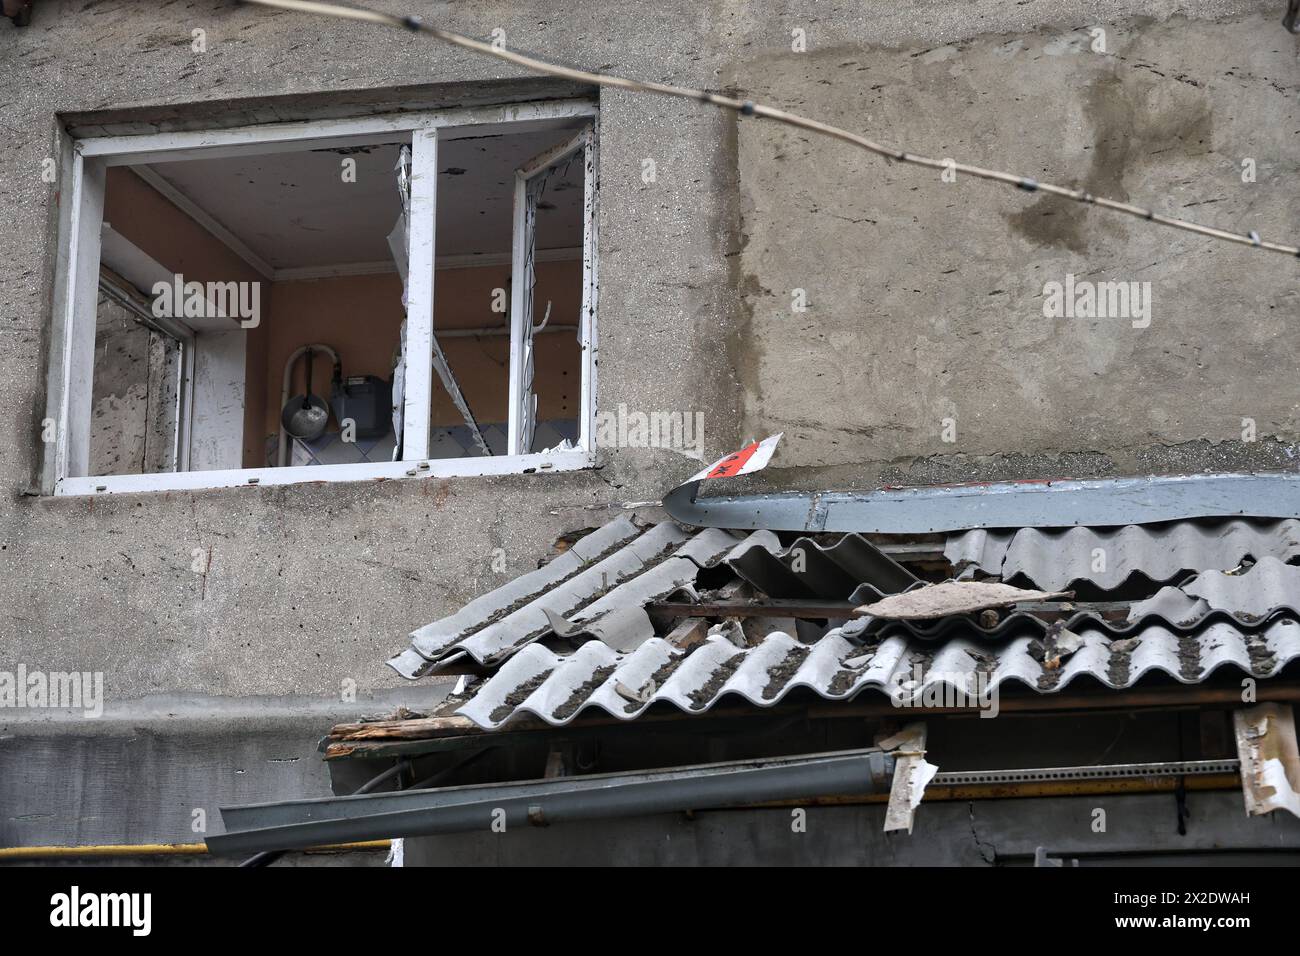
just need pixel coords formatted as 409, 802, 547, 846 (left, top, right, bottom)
879, 722, 938, 834
1233, 703, 1300, 820
857, 581, 1072, 621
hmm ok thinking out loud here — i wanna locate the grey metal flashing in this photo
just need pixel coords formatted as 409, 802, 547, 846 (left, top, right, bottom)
665, 472, 1300, 534
206, 748, 894, 856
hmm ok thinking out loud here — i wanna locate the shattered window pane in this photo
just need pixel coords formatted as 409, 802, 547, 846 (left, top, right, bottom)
89, 292, 183, 476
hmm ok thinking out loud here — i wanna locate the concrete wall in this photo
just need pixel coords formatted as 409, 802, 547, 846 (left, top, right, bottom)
0, 690, 434, 861
0, 1, 1296, 846
728, 11, 1300, 488
405, 789, 1300, 866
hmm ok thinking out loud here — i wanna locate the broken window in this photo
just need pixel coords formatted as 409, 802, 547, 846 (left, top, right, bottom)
90, 273, 187, 476
43, 101, 599, 495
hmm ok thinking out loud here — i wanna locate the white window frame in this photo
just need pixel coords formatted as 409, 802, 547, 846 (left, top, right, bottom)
43, 99, 600, 496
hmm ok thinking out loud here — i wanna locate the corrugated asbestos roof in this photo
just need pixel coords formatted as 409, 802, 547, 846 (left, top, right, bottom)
945, 521, 1300, 590
1127, 557, 1300, 625
456, 619, 1300, 730
390, 521, 916, 677
389, 515, 1300, 730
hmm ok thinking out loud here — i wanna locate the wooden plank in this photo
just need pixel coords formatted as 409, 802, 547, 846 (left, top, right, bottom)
664, 618, 709, 650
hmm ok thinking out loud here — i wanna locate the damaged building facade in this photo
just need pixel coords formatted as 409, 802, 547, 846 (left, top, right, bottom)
2, 0, 1299, 866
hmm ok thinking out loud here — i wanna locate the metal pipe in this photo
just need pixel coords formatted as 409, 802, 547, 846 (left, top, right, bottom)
277, 343, 340, 467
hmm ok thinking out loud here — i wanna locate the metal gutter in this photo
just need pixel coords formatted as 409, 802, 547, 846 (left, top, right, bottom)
206, 748, 894, 857
664, 472, 1300, 533
207, 757, 1247, 857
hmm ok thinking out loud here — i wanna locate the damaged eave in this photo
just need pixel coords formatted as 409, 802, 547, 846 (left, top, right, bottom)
1233, 702, 1300, 820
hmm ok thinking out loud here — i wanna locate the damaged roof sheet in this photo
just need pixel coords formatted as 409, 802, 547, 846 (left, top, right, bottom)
1126, 556, 1300, 626
456, 618, 1300, 730
389, 513, 1300, 731
390, 520, 915, 677
391, 520, 746, 675
945, 520, 1300, 591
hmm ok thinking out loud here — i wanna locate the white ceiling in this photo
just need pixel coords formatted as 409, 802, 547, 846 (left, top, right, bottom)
145, 124, 588, 271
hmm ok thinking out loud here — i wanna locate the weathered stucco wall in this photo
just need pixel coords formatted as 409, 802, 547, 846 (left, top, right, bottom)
730, 12, 1300, 485
0, 0, 1295, 715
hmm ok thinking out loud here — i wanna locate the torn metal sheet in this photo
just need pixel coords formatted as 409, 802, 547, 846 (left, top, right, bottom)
949, 520, 1300, 590
1233, 703, 1300, 820
454, 618, 1300, 729
857, 581, 1071, 621
665, 437, 1300, 533
880, 722, 937, 834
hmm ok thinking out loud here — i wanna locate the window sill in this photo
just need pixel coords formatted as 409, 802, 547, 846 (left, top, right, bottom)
53, 448, 596, 497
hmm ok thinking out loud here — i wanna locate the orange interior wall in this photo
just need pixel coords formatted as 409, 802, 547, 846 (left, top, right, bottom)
265, 273, 405, 449
103, 168, 271, 468
266, 259, 583, 446
103, 167, 583, 465
428, 259, 583, 426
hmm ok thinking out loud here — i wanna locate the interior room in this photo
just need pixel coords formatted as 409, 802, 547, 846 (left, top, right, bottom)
90, 120, 587, 477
